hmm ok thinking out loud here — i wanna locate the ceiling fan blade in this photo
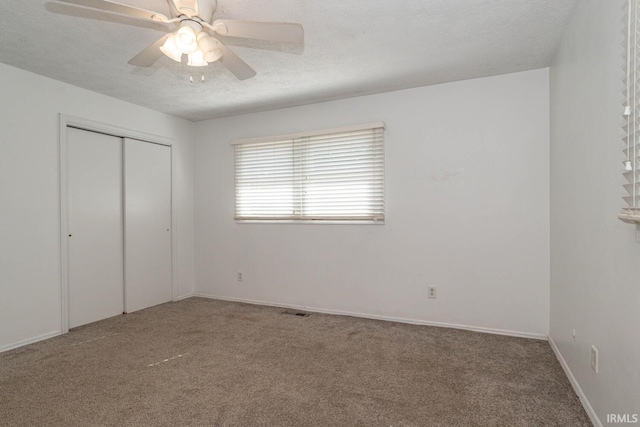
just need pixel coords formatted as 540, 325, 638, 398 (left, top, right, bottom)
211, 20, 304, 43
128, 34, 171, 67
218, 42, 257, 81
56, 0, 168, 22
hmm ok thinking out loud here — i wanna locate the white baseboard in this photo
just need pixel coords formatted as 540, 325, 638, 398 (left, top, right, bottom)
176, 293, 195, 301
549, 336, 601, 427
0, 331, 61, 354
193, 293, 548, 341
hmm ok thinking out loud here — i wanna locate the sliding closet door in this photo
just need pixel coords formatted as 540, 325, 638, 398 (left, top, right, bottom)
124, 138, 172, 313
67, 128, 124, 328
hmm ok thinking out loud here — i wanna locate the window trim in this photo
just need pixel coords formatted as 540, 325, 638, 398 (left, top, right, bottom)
232, 122, 385, 225
231, 122, 385, 146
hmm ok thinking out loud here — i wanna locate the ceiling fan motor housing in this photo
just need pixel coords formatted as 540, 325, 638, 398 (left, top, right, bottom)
173, 0, 216, 22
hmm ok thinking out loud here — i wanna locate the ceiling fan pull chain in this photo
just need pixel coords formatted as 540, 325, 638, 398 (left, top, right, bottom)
189, 74, 205, 83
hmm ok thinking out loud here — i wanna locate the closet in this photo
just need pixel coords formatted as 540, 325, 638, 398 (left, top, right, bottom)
65, 127, 172, 329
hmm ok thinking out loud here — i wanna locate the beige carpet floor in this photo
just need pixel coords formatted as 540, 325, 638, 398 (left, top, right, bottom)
0, 297, 590, 426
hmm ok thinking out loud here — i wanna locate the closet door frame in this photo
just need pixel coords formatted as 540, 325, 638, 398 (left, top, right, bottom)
58, 114, 178, 334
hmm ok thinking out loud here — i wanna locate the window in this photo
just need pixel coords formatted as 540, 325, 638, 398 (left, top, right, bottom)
620, 0, 640, 223
234, 123, 385, 223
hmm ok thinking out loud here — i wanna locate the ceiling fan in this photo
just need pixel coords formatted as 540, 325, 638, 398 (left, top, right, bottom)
53, 0, 304, 80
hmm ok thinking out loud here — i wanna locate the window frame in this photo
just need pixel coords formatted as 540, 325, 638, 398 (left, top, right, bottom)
232, 122, 385, 225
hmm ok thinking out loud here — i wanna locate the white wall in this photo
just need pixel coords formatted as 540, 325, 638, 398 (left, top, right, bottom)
550, 0, 640, 425
194, 69, 550, 337
0, 63, 195, 351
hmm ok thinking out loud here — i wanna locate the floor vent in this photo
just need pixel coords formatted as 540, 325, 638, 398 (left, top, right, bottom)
282, 310, 310, 317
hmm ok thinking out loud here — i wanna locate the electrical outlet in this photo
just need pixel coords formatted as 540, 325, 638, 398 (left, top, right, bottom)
428, 287, 437, 299
572, 329, 576, 341
591, 345, 599, 374
237, 271, 243, 282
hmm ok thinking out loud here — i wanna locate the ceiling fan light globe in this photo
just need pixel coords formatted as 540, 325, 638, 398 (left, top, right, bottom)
203, 48, 222, 63
160, 35, 183, 62
176, 26, 198, 54
187, 49, 208, 67
197, 33, 222, 63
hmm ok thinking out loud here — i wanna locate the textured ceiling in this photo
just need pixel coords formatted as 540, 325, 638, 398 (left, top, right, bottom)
0, 0, 578, 121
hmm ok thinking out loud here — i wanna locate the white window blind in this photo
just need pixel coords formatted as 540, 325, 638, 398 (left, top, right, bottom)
620, 0, 640, 223
234, 123, 385, 223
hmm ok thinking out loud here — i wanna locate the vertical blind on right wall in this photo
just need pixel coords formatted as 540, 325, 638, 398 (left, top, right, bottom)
620, 0, 640, 223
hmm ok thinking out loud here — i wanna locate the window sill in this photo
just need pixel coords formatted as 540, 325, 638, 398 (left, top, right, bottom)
235, 219, 385, 225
